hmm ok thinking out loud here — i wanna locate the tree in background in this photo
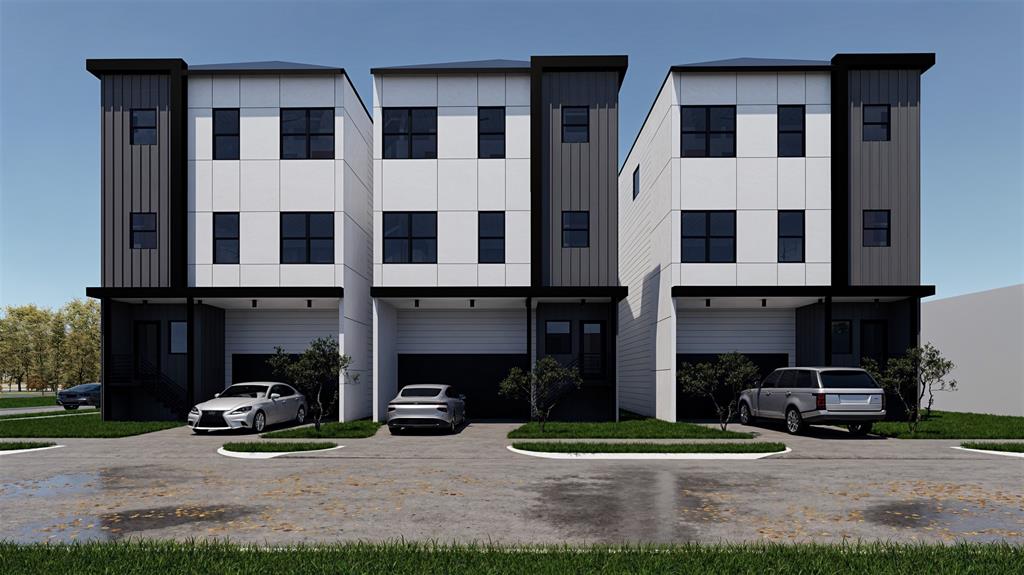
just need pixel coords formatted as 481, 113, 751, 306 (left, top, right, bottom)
0, 300, 100, 392
267, 336, 353, 432
499, 356, 582, 431
677, 352, 761, 431
862, 343, 956, 433
58, 299, 102, 387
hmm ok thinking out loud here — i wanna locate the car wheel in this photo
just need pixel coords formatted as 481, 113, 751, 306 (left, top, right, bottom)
64, 405, 78, 410
785, 407, 805, 435
449, 419, 457, 434
739, 402, 753, 425
296, 406, 306, 424
388, 425, 401, 435
252, 410, 266, 434
848, 422, 873, 436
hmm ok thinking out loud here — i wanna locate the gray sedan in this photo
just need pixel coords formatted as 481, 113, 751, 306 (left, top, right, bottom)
387, 384, 466, 434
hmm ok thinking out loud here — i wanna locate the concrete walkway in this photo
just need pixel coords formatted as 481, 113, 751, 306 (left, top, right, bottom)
0, 405, 96, 416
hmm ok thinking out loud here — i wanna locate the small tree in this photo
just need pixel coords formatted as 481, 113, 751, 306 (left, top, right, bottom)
862, 343, 956, 433
677, 352, 760, 431
499, 356, 582, 431
267, 336, 353, 432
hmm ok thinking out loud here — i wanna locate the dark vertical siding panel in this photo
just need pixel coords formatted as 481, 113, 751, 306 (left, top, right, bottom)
159, 75, 169, 287
102, 76, 114, 287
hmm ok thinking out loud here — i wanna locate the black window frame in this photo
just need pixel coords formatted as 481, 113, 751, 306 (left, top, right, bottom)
544, 320, 572, 355
213, 212, 240, 264
777, 210, 805, 263
130, 212, 157, 249
681, 105, 736, 158
168, 321, 187, 355
280, 108, 335, 160
831, 320, 853, 355
212, 108, 240, 160
382, 212, 438, 264
130, 109, 157, 146
477, 106, 506, 159
681, 210, 736, 263
580, 320, 606, 378
863, 210, 891, 247
478, 211, 505, 264
632, 165, 640, 200
561, 106, 589, 143
382, 107, 438, 159
777, 105, 805, 157
561, 211, 589, 248
863, 104, 890, 142
279, 212, 334, 264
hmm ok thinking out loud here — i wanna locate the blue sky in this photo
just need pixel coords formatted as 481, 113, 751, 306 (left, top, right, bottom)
1, 0, 1021, 308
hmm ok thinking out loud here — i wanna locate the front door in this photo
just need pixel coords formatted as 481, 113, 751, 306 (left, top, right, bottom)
860, 320, 888, 366
580, 321, 606, 380
133, 321, 160, 379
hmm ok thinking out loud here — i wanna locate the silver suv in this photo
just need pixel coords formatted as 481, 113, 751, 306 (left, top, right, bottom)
738, 368, 885, 435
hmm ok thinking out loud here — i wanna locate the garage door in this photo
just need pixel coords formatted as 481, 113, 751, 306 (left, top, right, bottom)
231, 354, 299, 385
397, 354, 529, 419
677, 308, 795, 364
224, 309, 339, 386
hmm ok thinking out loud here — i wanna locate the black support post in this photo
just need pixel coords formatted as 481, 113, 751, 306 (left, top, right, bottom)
525, 297, 533, 366
823, 295, 833, 366
101, 297, 111, 421
186, 296, 195, 416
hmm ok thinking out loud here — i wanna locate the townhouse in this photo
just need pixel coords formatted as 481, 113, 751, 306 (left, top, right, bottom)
618, 54, 935, 421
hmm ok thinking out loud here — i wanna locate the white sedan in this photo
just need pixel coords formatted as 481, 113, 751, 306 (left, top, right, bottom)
188, 382, 306, 434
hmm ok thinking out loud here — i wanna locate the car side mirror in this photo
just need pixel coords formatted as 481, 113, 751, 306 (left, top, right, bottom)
214, 393, 220, 398
270, 393, 281, 400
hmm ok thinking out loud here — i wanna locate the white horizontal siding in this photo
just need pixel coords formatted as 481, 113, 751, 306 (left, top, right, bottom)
224, 309, 341, 386
676, 309, 795, 365
396, 309, 525, 354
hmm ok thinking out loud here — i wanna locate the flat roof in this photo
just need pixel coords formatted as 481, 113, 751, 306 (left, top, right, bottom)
672, 57, 831, 72
188, 60, 345, 76
371, 59, 530, 75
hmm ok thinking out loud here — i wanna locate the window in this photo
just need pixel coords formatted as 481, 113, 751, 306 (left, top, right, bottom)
681, 211, 735, 263
478, 212, 505, 263
777, 105, 805, 157
213, 109, 240, 160
794, 370, 816, 389
130, 109, 157, 145
561, 211, 589, 248
561, 106, 589, 143
130, 213, 157, 249
778, 210, 805, 263
280, 213, 334, 264
280, 108, 334, 159
681, 106, 735, 157
632, 165, 640, 200
545, 321, 572, 354
863, 210, 891, 247
581, 321, 606, 377
777, 370, 797, 388
213, 213, 239, 264
383, 212, 437, 263
761, 371, 781, 388
831, 320, 852, 354
478, 107, 505, 159
863, 104, 890, 142
168, 321, 187, 354
820, 370, 879, 389
383, 108, 437, 159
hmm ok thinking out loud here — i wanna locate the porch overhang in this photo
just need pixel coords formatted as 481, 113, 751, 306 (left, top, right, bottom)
86, 286, 344, 299
371, 285, 627, 302
671, 285, 935, 300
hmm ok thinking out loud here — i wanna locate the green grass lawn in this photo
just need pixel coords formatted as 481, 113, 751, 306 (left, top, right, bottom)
261, 419, 381, 439
222, 441, 338, 453
0, 396, 58, 409
0, 409, 96, 421
0, 441, 57, 450
512, 441, 786, 454
0, 541, 1020, 574
873, 411, 1024, 439
508, 419, 752, 440
961, 441, 1024, 453
0, 412, 180, 438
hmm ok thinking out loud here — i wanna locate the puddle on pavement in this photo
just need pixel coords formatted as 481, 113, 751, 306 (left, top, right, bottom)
15, 504, 260, 542
863, 500, 1024, 542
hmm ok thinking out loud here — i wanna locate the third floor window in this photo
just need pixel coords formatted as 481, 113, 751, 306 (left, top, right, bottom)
383, 212, 437, 263
778, 210, 805, 263
130, 109, 157, 145
863, 105, 890, 142
280, 212, 334, 264
863, 210, 891, 247
682, 106, 735, 157
478, 107, 505, 159
777, 105, 805, 157
213, 109, 239, 160
281, 108, 334, 160
561, 106, 589, 143
478, 211, 505, 263
383, 108, 437, 159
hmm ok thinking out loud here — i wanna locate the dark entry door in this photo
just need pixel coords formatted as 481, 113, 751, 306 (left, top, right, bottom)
580, 321, 606, 379
133, 321, 160, 378
860, 320, 888, 366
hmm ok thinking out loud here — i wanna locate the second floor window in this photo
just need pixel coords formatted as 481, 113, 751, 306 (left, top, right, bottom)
383, 212, 437, 263
281, 108, 334, 160
281, 212, 333, 264
682, 106, 735, 157
478, 212, 505, 263
213, 109, 240, 160
863, 104, 890, 142
778, 210, 805, 263
681, 211, 735, 263
130, 109, 157, 145
478, 107, 505, 159
561, 106, 589, 143
213, 212, 239, 264
777, 105, 805, 157
632, 165, 640, 200
383, 108, 437, 159
863, 210, 891, 247
561, 211, 589, 248
131, 212, 157, 249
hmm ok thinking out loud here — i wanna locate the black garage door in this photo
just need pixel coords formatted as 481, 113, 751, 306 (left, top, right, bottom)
231, 353, 299, 385
397, 354, 530, 420
676, 353, 789, 420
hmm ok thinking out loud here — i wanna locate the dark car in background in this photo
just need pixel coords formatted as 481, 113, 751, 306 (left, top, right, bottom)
56, 383, 101, 410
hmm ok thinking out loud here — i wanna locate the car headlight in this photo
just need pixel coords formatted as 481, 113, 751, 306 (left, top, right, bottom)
229, 406, 252, 414
189, 407, 199, 415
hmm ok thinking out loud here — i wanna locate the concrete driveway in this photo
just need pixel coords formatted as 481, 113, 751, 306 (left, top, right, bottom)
0, 420, 1021, 544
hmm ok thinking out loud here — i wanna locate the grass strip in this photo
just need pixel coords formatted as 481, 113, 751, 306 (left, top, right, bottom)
512, 441, 785, 454
873, 411, 1024, 439
0, 414, 179, 438
0, 441, 57, 451
0, 396, 58, 409
0, 541, 1021, 575
508, 419, 752, 440
961, 441, 1024, 453
222, 441, 338, 453
0, 410, 97, 421
261, 419, 381, 439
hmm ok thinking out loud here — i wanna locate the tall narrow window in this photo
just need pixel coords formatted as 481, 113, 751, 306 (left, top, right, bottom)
213, 109, 240, 160
478, 212, 505, 263
561, 106, 589, 143
863, 210, 891, 247
831, 320, 852, 354
632, 165, 640, 200
581, 321, 606, 377
130, 109, 157, 145
561, 211, 589, 248
213, 212, 239, 264
777, 105, 805, 157
777, 210, 805, 263
280, 213, 334, 264
681, 211, 735, 263
130, 213, 157, 249
863, 104, 890, 142
383, 108, 437, 159
545, 321, 572, 354
168, 321, 187, 355
681, 106, 735, 157
383, 212, 437, 263
478, 107, 505, 159
281, 108, 334, 159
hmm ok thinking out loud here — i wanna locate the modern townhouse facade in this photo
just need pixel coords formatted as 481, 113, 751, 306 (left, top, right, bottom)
369, 57, 628, 422
84, 59, 374, 422
618, 54, 935, 421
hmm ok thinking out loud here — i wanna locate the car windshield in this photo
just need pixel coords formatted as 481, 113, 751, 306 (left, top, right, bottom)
220, 385, 268, 398
819, 371, 879, 389
401, 387, 442, 398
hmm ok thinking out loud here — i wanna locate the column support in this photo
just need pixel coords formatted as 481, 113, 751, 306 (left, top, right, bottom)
186, 296, 195, 416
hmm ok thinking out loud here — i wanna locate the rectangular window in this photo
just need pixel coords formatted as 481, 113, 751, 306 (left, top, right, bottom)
632, 165, 640, 200
478, 107, 505, 159
681, 211, 735, 263
213, 109, 240, 160
383, 212, 437, 263
561, 211, 589, 248
561, 106, 589, 143
681, 106, 735, 157
280, 213, 334, 264
545, 321, 572, 355
581, 321, 606, 377
777, 210, 805, 263
169, 321, 187, 355
130, 212, 157, 249
213, 212, 239, 264
383, 108, 437, 159
831, 320, 852, 354
130, 109, 157, 145
863, 210, 891, 247
777, 105, 805, 157
478, 211, 505, 263
863, 104, 890, 142
280, 108, 334, 159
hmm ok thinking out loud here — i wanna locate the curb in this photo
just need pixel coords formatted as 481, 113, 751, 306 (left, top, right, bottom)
950, 446, 1024, 459
0, 445, 65, 456
506, 445, 791, 460
217, 445, 344, 459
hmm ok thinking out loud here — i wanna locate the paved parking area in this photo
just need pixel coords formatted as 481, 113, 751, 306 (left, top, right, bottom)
1, 421, 1021, 544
